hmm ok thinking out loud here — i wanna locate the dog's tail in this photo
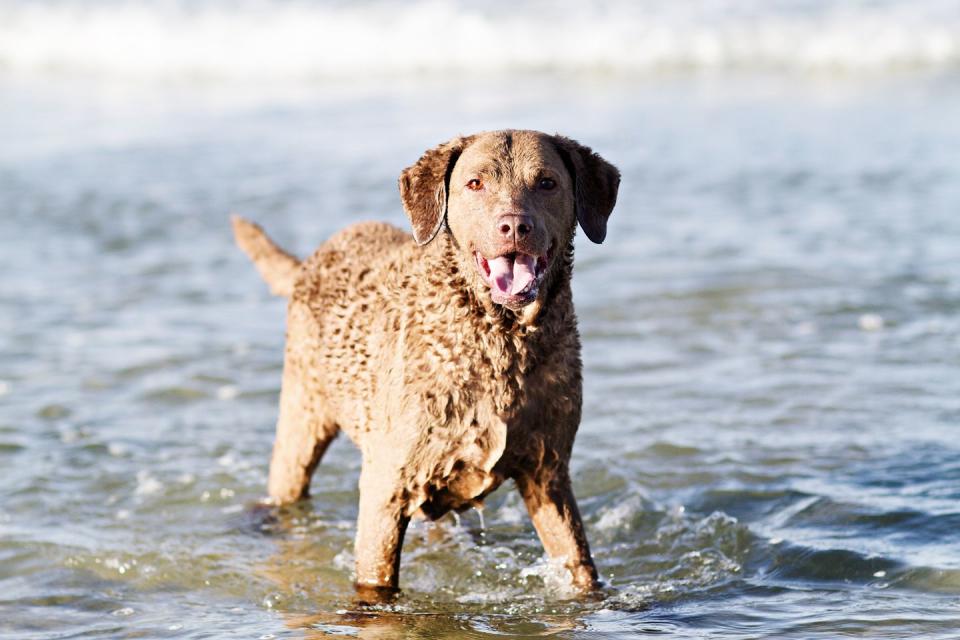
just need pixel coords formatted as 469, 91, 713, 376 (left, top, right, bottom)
231, 215, 301, 298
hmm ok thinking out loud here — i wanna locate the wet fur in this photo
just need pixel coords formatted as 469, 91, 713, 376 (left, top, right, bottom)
232, 130, 620, 593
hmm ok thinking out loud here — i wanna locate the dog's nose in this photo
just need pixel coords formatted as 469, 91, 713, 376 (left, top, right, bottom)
497, 214, 534, 240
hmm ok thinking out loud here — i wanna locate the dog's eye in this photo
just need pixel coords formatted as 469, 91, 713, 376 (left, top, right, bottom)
538, 177, 556, 191
466, 178, 483, 191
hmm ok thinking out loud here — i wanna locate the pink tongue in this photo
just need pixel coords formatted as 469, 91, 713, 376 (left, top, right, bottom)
489, 254, 537, 295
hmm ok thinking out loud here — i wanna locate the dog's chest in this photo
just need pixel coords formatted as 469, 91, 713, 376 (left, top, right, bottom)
405, 330, 576, 516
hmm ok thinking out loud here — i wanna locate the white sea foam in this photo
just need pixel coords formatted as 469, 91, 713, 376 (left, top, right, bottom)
134, 470, 163, 496
519, 555, 579, 598
332, 548, 354, 572
595, 493, 651, 532
0, 0, 958, 81
216, 385, 238, 400
859, 313, 886, 331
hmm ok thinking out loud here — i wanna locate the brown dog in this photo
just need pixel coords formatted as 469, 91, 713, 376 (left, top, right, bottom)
233, 130, 619, 595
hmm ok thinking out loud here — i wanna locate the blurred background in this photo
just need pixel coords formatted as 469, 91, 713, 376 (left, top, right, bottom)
2, 1, 960, 638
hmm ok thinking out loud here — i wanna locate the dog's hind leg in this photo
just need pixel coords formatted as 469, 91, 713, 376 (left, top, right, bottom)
267, 372, 338, 504
267, 404, 337, 505
267, 306, 339, 504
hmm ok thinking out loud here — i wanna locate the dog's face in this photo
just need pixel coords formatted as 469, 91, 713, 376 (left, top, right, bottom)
399, 130, 619, 311
446, 132, 575, 309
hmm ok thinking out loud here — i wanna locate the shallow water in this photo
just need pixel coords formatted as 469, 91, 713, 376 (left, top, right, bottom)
3, 39, 960, 640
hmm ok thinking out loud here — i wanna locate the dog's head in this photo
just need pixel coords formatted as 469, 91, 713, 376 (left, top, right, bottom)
399, 130, 620, 312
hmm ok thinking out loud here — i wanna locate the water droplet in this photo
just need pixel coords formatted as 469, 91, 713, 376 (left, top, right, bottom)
135, 470, 163, 496
217, 385, 238, 400
859, 313, 884, 331
108, 443, 127, 457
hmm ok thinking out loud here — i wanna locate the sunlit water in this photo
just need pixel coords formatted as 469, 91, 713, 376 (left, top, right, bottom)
2, 46, 960, 640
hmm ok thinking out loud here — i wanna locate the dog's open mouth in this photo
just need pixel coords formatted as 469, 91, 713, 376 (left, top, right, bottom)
475, 251, 548, 307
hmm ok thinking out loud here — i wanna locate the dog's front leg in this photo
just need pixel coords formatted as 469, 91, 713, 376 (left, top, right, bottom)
353, 457, 410, 597
516, 468, 599, 591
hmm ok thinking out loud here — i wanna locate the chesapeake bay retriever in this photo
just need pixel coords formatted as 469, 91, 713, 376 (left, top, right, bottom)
232, 129, 619, 595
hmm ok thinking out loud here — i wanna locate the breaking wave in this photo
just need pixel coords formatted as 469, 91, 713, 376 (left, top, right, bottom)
1, 0, 959, 81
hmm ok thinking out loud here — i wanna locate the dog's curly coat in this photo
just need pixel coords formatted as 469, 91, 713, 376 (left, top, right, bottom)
233, 130, 620, 594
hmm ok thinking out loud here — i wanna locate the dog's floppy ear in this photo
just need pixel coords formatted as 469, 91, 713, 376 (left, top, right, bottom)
552, 135, 621, 244
399, 135, 475, 246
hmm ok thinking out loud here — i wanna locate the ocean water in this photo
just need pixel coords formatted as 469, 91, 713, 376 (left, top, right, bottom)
2, 2, 960, 638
